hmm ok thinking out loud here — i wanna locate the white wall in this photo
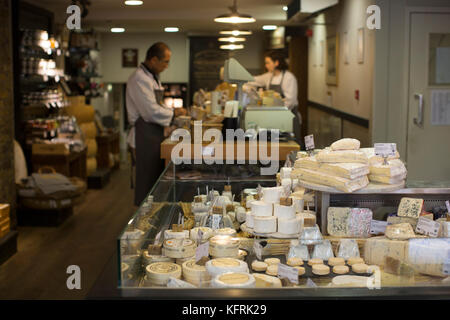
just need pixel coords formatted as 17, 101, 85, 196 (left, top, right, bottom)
99, 32, 190, 84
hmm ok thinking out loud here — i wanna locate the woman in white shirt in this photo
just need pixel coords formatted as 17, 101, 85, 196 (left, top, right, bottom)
248, 51, 302, 144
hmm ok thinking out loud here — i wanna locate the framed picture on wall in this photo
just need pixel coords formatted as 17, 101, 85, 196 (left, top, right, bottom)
357, 28, 364, 64
122, 48, 138, 68
326, 34, 339, 86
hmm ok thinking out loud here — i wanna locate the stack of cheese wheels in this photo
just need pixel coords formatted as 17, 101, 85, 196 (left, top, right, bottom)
142, 251, 174, 265
251, 200, 276, 233
205, 258, 249, 278
209, 235, 240, 258
145, 262, 182, 286
162, 239, 196, 259
214, 227, 237, 237
275, 202, 302, 235
164, 229, 189, 240
211, 272, 256, 288
189, 227, 214, 243
182, 259, 211, 287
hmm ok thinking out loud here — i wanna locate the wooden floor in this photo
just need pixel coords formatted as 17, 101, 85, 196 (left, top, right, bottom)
0, 168, 136, 299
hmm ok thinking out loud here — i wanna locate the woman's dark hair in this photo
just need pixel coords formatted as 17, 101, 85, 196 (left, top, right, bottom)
146, 42, 170, 60
265, 50, 288, 71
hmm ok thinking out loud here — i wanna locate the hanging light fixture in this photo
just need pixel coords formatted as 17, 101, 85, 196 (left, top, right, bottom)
214, 0, 255, 24
220, 44, 244, 50
218, 37, 246, 42
220, 30, 252, 36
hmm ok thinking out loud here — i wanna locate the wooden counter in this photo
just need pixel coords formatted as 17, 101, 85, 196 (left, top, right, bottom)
160, 138, 300, 166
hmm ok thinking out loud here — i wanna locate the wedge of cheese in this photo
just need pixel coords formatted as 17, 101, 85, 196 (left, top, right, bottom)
294, 168, 369, 193
397, 197, 424, 218
364, 236, 409, 267
368, 173, 406, 185
385, 223, 416, 240
294, 156, 369, 180
316, 148, 369, 164
369, 159, 406, 177
408, 238, 450, 277
327, 207, 372, 238
360, 148, 400, 165
330, 138, 361, 151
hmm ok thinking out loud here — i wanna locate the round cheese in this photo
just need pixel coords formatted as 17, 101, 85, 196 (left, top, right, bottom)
146, 262, 182, 286
222, 190, 233, 202
215, 195, 232, 208
215, 227, 237, 237
194, 212, 208, 224
253, 274, 282, 288
265, 264, 278, 276
264, 258, 281, 265
205, 258, 249, 278
253, 216, 277, 233
251, 201, 273, 217
328, 257, 346, 266
347, 257, 364, 266
312, 264, 330, 276
182, 259, 211, 285
308, 258, 323, 266
245, 195, 255, 209
246, 212, 254, 228
295, 266, 306, 276
333, 265, 349, 275
142, 251, 174, 265
191, 202, 209, 213
237, 249, 248, 261
236, 206, 247, 223
162, 239, 196, 259
352, 263, 369, 274
274, 203, 296, 219
278, 217, 301, 235
190, 227, 214, 242
251, 260, 268, 272
211, 272, 256, 288
209, 235, 240, 258
287, 257, 303, 267
262, 186, 284, 204
164, 229, 189, 240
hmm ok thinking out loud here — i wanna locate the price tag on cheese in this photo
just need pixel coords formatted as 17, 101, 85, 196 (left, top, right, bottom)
277, 263, 299, 284
195, 241, 209, 262
253, 241, 263, 260
202, 146, 215, 157
370, 220, 388, 234
304, 135, 315, 151
211, 214, 221, 230
374, 143, 397, 157
446, 200, 450, 214
415, 217, 440, 237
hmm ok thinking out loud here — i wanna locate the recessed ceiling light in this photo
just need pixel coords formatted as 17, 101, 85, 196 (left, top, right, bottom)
214, 0, 255, 24
262, 25, 277, 31
125, 0, 143, 5
220, 30, 252, 36
218, 37, 246, 43
283, 6, 288, 11
220, 44, 244, 50
111, 27, 125, 33
164, 27, 179, 32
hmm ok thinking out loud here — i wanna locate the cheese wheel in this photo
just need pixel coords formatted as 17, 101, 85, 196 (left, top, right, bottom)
251, 260, 268, 272
209, 235, 240, 258
328, 257, 346, 266
222, 191, 233, 202
347, 257, 365, 266
287, 257, 303, 267
333, 265, 349, 274
253, 216, 277, 233
142, 251, 174, 265
190, 227, 214, 242
164, 229, 189, 240
312, 264, 330, 275
215, 227, 237, 237
251, 201, 273, 217
262, 186, 284, 204
352, 263, 369, 274
308, 258, 323, 266
278, 217, 301, 235
182, 260, 211, 286
192, 202, 209, 213
146, 262, 182, 286
215, 195, 232, 208
265, 264, 278, 276
264, 258, 280, 265
254, 274, 282, 288
205, 258, 249, 278
330, 138, 360, 151
246, 212, 254, 228
162, 239, 196, 259
274, 203, 296, 219
236, 206, 247, 223
294, 266, 306, 276
245, 195, 255, 209
211, 272, 256, 288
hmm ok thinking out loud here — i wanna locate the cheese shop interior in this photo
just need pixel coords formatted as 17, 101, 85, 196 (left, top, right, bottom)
0, 0, 449, 300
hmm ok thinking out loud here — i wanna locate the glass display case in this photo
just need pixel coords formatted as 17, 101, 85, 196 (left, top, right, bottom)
117, 162, 450, 299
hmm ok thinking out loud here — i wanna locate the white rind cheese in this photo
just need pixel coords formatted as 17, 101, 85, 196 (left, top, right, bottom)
162, 239, 197, 259
250, 201, 273, 217
294, 168, 369, 192
236, 206, 247, 223
209, 235, 240, 258
274, 203, 296, 219
385, 223, 416, 240
360, 148, 400, 165
278, 217, 302, 235
262, 186, 285, 204
294, 157, 369, 180
316, 148, 369, 164
164, 229, 189, 240
214, 227, 237, 237
182, 259, 211, 286
142, 251, 175, 265
253, 274, 282, 288
253, 216, 277, 233
246, 212, 254, 228
280, 167, 292, 179
368, 173, 406, 184
146, 262, 182, 286
211, 272, 256, 288
205, 258, 249, 278
189, 227, 214, 242
330, 138, 361, 151
369, 159, 406, 177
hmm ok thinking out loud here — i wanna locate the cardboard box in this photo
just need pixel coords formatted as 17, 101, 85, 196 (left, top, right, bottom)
32, 143, 70, 156
0, 204, 10, 220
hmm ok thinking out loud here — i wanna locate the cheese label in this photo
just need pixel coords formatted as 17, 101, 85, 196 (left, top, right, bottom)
305, 135, 315, 151
370, 220, 388, 234
195, 242, 209, 262
415, 217, 440, 238
446, 200, 450, 214
253, 241, 263, 260
374, 143, 397, 157
212, 214, 221, 230
277, 263, 299, 284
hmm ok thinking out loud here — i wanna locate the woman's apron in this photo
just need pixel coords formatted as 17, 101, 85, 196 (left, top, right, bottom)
134, 82, 167, 206
268, 72, 302, 146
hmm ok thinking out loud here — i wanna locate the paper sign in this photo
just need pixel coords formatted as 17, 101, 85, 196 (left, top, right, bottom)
374, 143, 397, 157
370, 220, 388, 234
306, 278, 317, 288
415, 217, 440, 237
253, 241, 263, 260
202, 146, 215, 157
155, 231, 162, 244
446, 200, 450, 214
304, 135, 315, 151
277, 263, 299, 284
211, 214, 221, 230
195, 242, 209, 262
